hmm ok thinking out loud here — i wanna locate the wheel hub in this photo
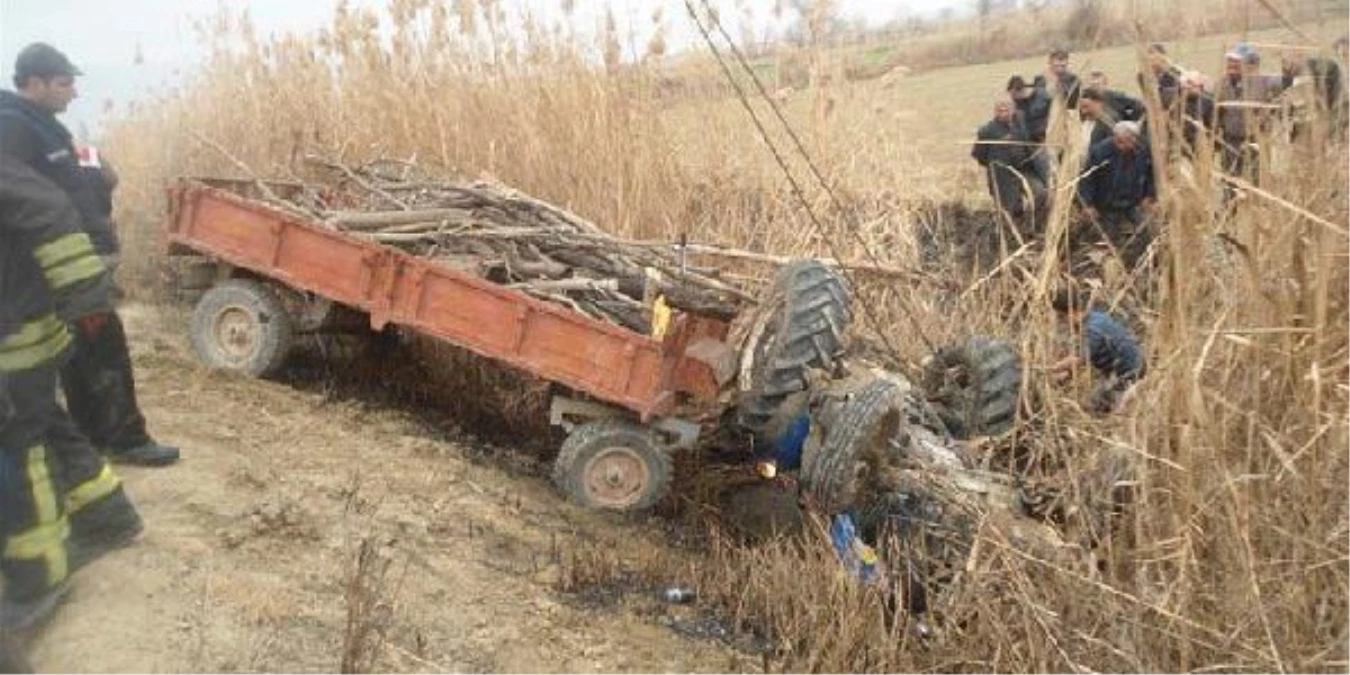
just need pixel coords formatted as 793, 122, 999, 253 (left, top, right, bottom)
214, 305, 260, 362
582, 447, 650, 508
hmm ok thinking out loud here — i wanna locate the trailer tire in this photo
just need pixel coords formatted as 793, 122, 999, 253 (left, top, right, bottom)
921, 336, 1021, 439
190, 279, 295, 377
738, 260, 852, 436
553, 419, 671, 512
800, 378, 903, 515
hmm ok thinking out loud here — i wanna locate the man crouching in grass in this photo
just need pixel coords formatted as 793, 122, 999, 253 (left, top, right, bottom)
1050, 288, 1146, 414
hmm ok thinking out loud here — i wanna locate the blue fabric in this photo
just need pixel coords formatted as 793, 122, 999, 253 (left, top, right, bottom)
1079, 138, 1156, 211
830, 513, 879, 584
771, 414, 811, 471
1083, 310, 1145, 379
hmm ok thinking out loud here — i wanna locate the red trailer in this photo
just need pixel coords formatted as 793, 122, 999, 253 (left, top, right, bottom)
164, 178, 742, 510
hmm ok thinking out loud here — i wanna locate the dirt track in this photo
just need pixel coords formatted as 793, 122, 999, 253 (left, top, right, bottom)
29, 304, 745, 673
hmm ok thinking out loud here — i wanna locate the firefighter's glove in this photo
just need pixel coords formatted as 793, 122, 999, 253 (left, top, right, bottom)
76, 313, 110, 339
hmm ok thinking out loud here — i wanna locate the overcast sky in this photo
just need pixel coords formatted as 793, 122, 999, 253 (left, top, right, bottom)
0, 0, 966, 137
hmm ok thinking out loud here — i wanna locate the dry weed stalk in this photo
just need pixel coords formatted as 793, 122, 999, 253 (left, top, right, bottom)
340, 538, 396, 674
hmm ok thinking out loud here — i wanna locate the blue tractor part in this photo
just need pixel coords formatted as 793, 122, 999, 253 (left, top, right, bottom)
769, 413, 812, 471
830, 512, 881, 584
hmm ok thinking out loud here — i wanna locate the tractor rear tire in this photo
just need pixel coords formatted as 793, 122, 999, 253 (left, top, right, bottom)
553, 419, 671, 512
738, 260, 852, 436
921, 336, 1021, 439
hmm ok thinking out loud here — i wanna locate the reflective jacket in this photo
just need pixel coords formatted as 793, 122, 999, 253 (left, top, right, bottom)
0, 155, 111, 373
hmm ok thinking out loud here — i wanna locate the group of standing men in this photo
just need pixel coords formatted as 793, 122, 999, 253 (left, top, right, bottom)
973, 39, 1347, 270
1, 41, 182, 653
970, 39, 1346, 415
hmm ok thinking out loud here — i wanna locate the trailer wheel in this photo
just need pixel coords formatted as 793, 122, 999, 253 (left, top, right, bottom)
800, 378, 903, 515
921, 336, 1022, 439
553, 419, 671, 511
190, 279, 295, 377
738, 260, 852, 436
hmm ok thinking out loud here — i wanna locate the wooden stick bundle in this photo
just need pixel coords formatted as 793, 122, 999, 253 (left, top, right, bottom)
288, 158, 753, 332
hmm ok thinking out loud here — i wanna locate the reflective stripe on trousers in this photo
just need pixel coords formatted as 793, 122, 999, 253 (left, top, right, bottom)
64, 462, 121, 515
2, 445, 70, 587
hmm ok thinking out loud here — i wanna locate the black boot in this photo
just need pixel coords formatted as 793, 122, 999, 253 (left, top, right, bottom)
107, 440, 179, 467
0, 580, 70, 633
68, 487, 143, 574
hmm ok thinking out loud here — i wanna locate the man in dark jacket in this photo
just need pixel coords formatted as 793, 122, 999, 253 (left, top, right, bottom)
1008, 75, 1055, 186
1216, 47, 1283, 185
0, 43, 178, 467
972, 100, 1046, 225
1008, 75, 1052, 143
1176, 71, 1217, 159
1034, 49, 1082, 109
1141, 43, 1183, 110
1077, 87, 1125, 150
0, 156, 144, 632
1050, 287, 1147, 414
1077, 121, 1157, 269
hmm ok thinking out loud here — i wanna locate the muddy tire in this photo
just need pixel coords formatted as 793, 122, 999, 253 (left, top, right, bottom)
800, 378, 903, 514
921, 336, 1021, 439
553, 419, 671, 512
738, 260, 852, 436
190, 279, 295, 377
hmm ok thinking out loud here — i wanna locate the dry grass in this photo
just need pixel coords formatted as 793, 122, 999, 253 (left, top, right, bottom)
100, 0, 1348, 671
340, 537, 396, 674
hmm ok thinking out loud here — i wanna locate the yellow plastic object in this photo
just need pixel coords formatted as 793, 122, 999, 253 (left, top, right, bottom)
651, 295, 672, 339
755, 460, 778, 479
857, 543, 878, 566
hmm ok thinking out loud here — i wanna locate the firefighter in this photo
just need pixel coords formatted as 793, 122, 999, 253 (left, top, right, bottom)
0, 42, 179, 466
0, 156, 144, 633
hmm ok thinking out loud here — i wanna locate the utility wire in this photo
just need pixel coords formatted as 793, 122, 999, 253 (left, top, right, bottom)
693, 0, 940, 356
681, 0, 936, 365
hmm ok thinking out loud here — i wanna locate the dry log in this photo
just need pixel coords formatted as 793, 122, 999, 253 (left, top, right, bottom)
510, 278, 621, 293
503, 243, 570, 280
328, 209, 468, 229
